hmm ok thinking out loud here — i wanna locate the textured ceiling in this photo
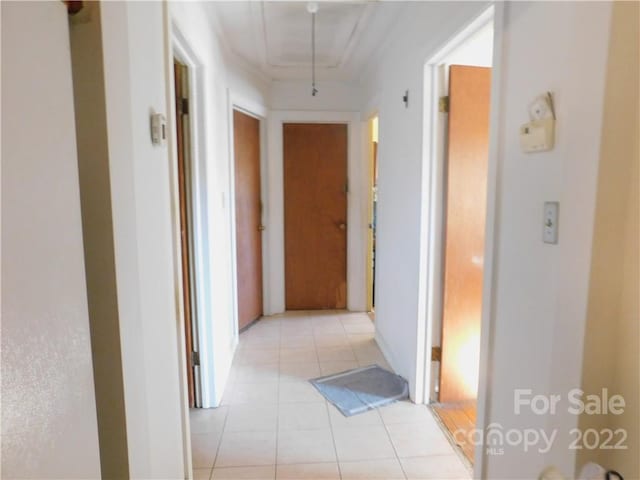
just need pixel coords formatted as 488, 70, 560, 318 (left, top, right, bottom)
208, 1, 404, 81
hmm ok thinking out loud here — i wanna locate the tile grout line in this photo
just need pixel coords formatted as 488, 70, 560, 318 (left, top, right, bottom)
313, 312, 343, 480
380, 418, 410, 480
202, 312, 384, 479
215, 318, 280, 477
274, 315, 283, 480
209, 401, 231, 477
342, 313, 363, 368
333, 309, 406, 479
277, 311, 318, 478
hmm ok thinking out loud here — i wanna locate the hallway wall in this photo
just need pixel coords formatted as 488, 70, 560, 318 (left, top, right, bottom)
358, 1, 490, 401
271, 80, 362, 112
1, 2, 101, 477
578, 2, 640, 477
170, 1, 271, 407
480, 3, 613, 477
69, 4, 129, 476
99, 2, 186, 477
360, 2, 625, 478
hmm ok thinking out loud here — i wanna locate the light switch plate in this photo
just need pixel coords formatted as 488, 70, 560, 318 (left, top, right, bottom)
543, 202, 559, 244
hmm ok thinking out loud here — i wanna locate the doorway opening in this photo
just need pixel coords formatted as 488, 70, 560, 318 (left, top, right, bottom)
366, 115, 379, 317
422, 9, 495, 466
173, 59, 202, 408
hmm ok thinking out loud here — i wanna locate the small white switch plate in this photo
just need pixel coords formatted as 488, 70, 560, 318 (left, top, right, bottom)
543, 202, 559, 244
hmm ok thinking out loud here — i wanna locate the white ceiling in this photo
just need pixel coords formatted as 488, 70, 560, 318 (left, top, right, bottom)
207, 1, 404, 81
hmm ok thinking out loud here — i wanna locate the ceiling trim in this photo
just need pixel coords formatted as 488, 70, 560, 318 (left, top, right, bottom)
335, 2, 375, 69
206, 3, 273, 85
249, 2, 269, 71
204, 1, 407, 83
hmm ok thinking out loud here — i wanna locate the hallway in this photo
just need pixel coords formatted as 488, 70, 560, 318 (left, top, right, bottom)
190, 312, 469, 479
4, 2, 639, 479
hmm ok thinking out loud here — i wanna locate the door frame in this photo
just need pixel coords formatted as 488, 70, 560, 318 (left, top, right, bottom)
227, 92, 268, 341
422, 9, 496, 405
416, 4, 503, 477
265, 111, 366, 315
173, 59, 200, 408
170, 24, 211, 413
366, 113, 379, 313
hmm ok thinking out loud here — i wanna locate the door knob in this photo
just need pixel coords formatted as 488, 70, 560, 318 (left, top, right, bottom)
258, 225, 266, 231
338, 223, 346, 230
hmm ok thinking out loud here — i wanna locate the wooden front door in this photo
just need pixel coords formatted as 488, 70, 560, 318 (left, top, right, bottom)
174, 61, 195, 407
283, 123, 348, 310
233, 109, 263, 330
439, 65, 491, 403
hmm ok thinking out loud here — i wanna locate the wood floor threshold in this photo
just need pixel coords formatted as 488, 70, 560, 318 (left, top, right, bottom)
430, 401, 477, 467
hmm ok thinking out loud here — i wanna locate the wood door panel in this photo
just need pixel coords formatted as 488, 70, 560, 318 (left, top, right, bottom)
234, 110, 263, 330
284, 123, 348, 310
440, 65, 491, 403
174, 62, 195, 407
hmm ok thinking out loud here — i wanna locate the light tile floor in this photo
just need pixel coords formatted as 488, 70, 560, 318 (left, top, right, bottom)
191, 311, 470, 480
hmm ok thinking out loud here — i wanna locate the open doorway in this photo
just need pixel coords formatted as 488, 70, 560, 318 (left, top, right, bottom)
367, 115, 379, 317
423, 9, 494, 465
173, 59, 202, 408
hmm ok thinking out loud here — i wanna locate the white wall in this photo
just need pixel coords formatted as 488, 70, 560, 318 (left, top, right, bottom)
271, 80, 362, 112
0, 2, 101, 478
358, 1, 491, 400
100, 2, 186, 477
577, 2, 639, 478
480, 2, 613, 478
361, 3, 625, 478
69, 4, 130, 476
170, 1, 271, 407
442, 21, 494, 71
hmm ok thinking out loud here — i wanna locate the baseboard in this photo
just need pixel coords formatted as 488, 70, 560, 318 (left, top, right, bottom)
374, 331, 398, 375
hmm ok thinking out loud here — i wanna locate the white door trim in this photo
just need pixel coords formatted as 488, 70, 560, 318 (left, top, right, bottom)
265, 110, 366, 314
171, 20, 214, 410
415, 4, 503, 478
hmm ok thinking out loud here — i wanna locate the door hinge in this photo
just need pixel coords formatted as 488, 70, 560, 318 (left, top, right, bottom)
431, 346, 442, 362
179, 98, 189, 115
190, 351, 200, 367
438, 95, 449, 113
344, 179, 349, 194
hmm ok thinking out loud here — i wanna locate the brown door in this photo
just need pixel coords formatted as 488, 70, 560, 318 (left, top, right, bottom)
233, 110, 263, 330
284, 123, 348, 310
439, 65, 491, 403
174, 61, 195, 407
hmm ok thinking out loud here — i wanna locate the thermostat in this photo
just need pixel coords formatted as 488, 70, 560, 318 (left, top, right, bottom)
150, 113, 167, 146
520, 92, 555, 153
